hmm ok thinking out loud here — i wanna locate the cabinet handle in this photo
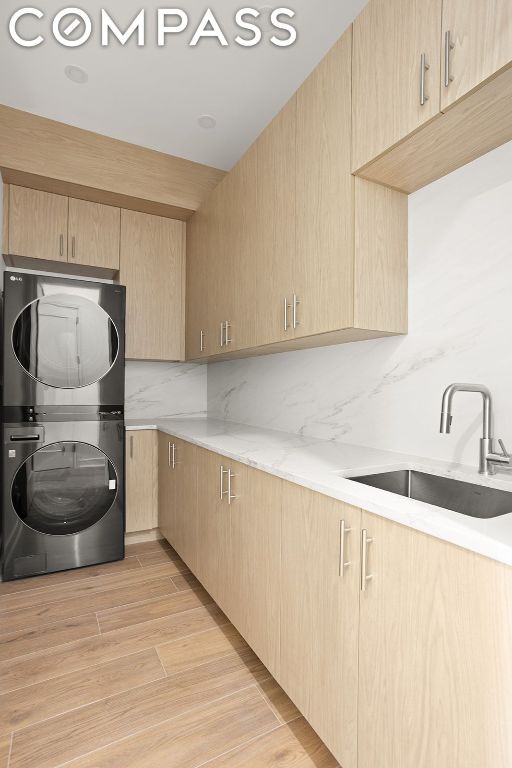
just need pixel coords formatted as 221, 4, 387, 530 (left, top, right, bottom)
220, 321, 225, 348
361, 529, 374, 591
129, 435, 134, 459
444, 30, 455, 88
292, 295, 300, 329
420, 53, 430, 106
200, 330, 205, 353
227, 468, 237, 505
284, 298, 290, 331
71, 236, 76, 259
59, 234, 64, 258
339, 519, 352, 576
225, 321, 232, 345
168, 441, 176, 468
220, 464, 229, 499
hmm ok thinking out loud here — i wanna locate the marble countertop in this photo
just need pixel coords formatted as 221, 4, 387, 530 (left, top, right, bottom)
126, 417, 512, 567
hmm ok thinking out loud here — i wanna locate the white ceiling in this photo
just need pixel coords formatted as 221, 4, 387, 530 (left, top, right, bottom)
0, 1, 368, 170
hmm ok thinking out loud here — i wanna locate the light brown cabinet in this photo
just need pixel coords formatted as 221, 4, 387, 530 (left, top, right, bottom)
352, 0, 442, 172
441, 0, 512, 111
8, 186, 69, 262
358, 511, 512, 768
280, 485, 361, 768
125, 430, 158, 534
120, 209, 185, 361
157, 431, 176, 545
7, 185, 120, 270
67, 198, 120, 270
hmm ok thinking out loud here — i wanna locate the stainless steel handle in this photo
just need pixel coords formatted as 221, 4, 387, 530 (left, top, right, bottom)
339, 520, 352, 576
227, 468, 237, 505
59, 234, 64, 258
220, 465, 229, 499
171, 442, 176, 469
220, 322, 225, 348
200, 330, 205, 353
292, 295, 300, 329
420, 53, 430, 105
361, 529, 374, 591
225, 321, 232, 345
444, 30, 455, 88
168, 441, 174, 468
129, 435, 134, 459
284, 298, 290, 332
71, 236, 76, 259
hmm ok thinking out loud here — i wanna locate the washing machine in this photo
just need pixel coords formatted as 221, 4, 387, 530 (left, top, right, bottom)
1, 410, 125, 581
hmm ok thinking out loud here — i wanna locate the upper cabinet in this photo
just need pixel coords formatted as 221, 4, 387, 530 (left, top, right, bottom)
120, 209, 185, 361
8, 186, 69, 262
186, 28, 408, 362
352, 0, 443, 171
67, 198, 120, 271
441, 0, 512, 110
7, 186, 120, 270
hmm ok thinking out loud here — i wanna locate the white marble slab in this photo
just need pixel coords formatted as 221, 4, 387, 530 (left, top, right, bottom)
125, 361, 206, 419
126, 417, 512, 567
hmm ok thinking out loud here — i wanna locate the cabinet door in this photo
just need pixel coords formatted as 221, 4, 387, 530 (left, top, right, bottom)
120, 210, 185, 361
441, 0, 512, 111
68, 198, 120, 270
295, 30, 354, 338
228, 462, 282, 677
358, 512, 512, 768
158, 432, 177, 546
173, 439, 198, 571
125, 430, 158, 533
9, 186, 68, 262
280, 485, 361, 768
195, 448, 232, 608
252, 97, 296, 347
352, 0, 442, 171
185, 206, 209, 359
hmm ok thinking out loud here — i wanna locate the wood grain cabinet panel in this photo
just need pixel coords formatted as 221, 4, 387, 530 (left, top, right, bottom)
172, 439, 199, 572
125, 430, 158, 534
158, 432, 176, 546
358, 511, 512, 768
441, 0, 512, 111
8, 186, 68, 262
280, 485, 361, 768
120, 210, 185, 361
68, 198, 120, 270
352, 0, 442, 171
185, 204, 209, 359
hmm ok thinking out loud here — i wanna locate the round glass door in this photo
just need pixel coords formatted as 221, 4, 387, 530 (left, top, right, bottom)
12, 294, 119, 389
12, 442, 117, 535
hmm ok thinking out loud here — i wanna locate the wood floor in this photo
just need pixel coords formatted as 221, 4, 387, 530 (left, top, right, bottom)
0, 539, 338, 768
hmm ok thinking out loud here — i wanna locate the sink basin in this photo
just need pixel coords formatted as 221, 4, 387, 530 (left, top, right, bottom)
349, 470, 512, 519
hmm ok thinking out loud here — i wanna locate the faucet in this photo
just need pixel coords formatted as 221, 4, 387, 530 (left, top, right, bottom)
439, 383, 511, 475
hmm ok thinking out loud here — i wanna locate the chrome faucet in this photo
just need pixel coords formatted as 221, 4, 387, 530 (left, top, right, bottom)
439, 383, 511, 475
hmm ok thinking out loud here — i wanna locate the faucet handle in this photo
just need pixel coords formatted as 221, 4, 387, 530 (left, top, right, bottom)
498, 439, 510, 458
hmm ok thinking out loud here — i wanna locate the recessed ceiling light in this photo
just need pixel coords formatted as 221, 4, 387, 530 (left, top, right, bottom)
64, 65, 88, 84
197, 115, 217, 130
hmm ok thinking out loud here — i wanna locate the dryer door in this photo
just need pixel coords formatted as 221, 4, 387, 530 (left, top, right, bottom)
12, 293, 119, 389
11, 442, 118, 535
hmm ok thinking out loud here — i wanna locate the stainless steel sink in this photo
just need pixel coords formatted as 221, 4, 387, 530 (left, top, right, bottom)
349, 470, 512, 518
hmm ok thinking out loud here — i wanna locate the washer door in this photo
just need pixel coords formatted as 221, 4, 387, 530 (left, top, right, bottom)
12, 293, 119, 389
12, 442, 117, 535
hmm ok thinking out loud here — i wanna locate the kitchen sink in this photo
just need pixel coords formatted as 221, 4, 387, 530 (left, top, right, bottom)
349, 470, 512, 519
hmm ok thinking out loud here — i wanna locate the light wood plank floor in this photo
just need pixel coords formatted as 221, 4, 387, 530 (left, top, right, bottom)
0, 539, 339, 768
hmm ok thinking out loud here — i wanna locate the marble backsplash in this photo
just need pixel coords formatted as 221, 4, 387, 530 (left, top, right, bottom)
125, 361, 207, 419
207, 140, 512, 468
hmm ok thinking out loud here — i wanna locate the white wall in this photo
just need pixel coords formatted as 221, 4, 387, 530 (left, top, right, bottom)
125, 361, 206, 419
208, 140, 512, 467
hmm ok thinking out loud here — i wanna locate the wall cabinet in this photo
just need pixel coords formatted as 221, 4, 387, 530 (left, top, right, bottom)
7, 185, 120, 269
120, 209, 185, 361
280, 485, 361, 768
186, 29, 408, 362
125, 430, 158, 534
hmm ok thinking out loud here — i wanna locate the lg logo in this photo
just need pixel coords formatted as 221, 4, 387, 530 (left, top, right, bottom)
9, 7, 298, 49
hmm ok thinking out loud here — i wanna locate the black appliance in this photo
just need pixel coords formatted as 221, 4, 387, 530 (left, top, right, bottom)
1, 272, 126, 581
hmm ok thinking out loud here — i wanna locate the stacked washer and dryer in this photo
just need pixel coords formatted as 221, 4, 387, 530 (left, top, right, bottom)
1, 271, 126, 581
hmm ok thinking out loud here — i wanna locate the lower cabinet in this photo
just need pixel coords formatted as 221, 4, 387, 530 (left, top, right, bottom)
280, 484, 361, 768
125, 430, 157, 533
156, 434, 512, 768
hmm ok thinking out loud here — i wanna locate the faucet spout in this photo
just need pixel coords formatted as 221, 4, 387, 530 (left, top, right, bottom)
439, 383, 492, 439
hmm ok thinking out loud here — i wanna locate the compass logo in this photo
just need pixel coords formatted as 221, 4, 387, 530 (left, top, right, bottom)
8, 7, 297, 48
